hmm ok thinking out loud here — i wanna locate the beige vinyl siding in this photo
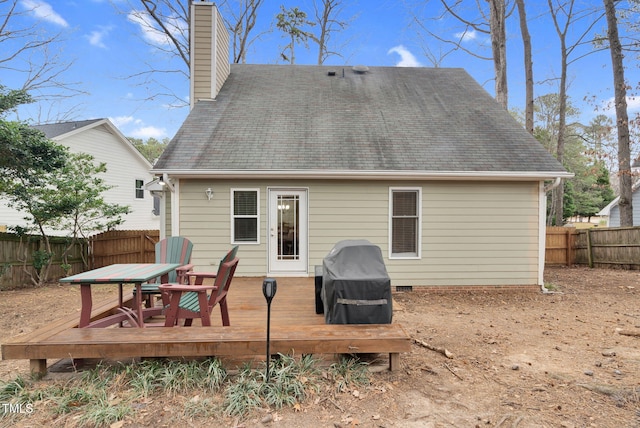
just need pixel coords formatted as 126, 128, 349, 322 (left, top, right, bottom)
412, 181, 539, 286
178, 180, 264, 275
191, 3, 229, 103
175, 179, 540, 286
213, 8, 230, 95
163, 195, 172, 238
191, 4, 212, 101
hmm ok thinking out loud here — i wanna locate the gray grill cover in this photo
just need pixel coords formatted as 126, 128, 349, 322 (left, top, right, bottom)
322, 240, 392, 324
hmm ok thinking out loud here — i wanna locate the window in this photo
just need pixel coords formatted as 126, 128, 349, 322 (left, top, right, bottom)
232, 189, 259, 243
390, 188, 421, 258
135, 179, 144, 199
152, 195, 160, 216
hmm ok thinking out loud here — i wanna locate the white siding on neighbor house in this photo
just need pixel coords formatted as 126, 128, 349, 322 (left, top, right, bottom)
607, 189, 640, 227
61, 126, 159, 231
0, 123, 159, 234
173, 179, 540, 287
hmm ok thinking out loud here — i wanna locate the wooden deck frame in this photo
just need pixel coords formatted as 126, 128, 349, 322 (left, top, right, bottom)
2, 277, 410, 376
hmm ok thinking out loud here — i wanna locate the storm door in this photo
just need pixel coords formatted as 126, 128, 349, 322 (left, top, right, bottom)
268, 189, 308, 274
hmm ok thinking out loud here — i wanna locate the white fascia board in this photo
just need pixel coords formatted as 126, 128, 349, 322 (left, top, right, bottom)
151, 169, 574, 181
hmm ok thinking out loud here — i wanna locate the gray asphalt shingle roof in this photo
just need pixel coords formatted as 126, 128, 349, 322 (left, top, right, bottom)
33, 119, 103, 139
154, 64, 567, 175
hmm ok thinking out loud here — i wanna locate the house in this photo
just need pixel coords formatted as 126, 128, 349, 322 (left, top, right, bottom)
0, 118, 160, 234
151, 1, 571, 288
597, 156, 640, 227
598, 183, 640, 227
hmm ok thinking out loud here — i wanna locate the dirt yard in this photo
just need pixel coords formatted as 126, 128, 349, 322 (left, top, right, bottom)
1, 266, 640, 427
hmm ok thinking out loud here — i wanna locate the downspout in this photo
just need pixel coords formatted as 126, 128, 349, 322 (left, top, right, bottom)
544, 176, 561, 193
540, 177, 563, 294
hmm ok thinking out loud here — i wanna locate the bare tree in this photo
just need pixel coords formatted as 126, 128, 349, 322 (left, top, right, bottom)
220, 0, 265, 64
0, 0, 84, 121
414, 0, 512, 109
515, 0, 533, 134
603, 0, 633, 226
119, 0, 266, 105
311, 0, 351, 65
135, 0, 190, 67
114, 0, 190, 107
546, 0, 604, 225
489, 0, 508, 109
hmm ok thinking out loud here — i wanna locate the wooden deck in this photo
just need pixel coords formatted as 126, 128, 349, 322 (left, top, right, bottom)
2, 277, 410, 376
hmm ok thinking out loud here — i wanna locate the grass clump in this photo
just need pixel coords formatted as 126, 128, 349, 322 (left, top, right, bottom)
327, 355, 371, 393
262, 354, 320, 409
224, 353, 321, 417
0, 354, 374, 424
0, 357, 227, 427
223, 363, 264, 417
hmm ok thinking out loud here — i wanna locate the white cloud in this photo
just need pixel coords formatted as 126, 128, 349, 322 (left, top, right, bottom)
454, 29, 478, 43
601, 96, 640, 116
129, 125, 167, 139
127, 9, 186, 47
109, 116, 135, 128
627, 96, 640, 111
86, 26, 112, 49
387, 45, 422, 67
21, 0, 68, 27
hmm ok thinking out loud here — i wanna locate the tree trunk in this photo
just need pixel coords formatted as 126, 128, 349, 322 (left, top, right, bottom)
316, 0, 330, 65
515, 0, 534, 134
489, 0, 508, 109
603, 0, 633, 226
554, 36, 567, 226
548, 0, 572, 226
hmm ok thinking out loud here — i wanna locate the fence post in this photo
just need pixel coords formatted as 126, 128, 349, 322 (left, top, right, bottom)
140, 232, 145, 261
586, 229, 593, 268
566, 228, 574, 267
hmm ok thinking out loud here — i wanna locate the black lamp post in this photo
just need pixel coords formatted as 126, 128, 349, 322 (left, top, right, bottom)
262, 278, 277, 382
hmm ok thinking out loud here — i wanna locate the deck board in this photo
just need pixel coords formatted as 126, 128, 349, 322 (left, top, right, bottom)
2, 276, 410, 374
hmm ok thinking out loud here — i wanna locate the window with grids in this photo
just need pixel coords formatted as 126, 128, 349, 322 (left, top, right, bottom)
232, 189, 259, 243
135, 179, 144, 199
390, 188, 420, 258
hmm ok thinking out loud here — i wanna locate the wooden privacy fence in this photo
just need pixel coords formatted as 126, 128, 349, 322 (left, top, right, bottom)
89, 230, 160, 269
574, 226, 640, 269
545, 226, 576, 266
0, 233, 85, 289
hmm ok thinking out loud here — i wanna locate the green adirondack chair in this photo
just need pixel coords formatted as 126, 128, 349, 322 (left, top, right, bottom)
136, 236, 194, 310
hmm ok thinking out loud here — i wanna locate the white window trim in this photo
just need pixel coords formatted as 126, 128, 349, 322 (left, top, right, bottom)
230, 188, 261, 245
135, 179, 145, 199
388, 187, 422, 259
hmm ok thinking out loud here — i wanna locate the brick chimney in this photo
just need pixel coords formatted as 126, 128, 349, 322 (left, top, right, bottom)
190, 1, 230, 110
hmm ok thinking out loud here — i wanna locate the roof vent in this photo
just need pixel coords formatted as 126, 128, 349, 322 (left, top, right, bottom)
352, 65, 369, 74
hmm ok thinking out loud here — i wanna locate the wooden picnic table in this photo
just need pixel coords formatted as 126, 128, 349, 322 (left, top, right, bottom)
59, 263, 181, 328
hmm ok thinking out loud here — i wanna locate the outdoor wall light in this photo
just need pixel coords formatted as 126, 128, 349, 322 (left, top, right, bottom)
262, 278, 277, 382
157, 173, 174, 192
205, 188, 214, 200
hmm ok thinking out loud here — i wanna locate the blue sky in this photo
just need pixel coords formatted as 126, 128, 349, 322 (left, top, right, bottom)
2, 0, 638, 141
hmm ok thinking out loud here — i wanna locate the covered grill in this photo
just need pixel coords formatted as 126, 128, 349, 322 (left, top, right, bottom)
321, 240, 392, 324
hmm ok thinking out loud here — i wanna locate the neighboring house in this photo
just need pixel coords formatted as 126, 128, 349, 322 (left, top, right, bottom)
597, 156, 640, 227
598, 182, 640, 227
151, 2, 571, 288
0, 118, 160, 235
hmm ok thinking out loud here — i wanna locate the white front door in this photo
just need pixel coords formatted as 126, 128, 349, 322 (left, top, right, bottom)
268, 189, 308, 274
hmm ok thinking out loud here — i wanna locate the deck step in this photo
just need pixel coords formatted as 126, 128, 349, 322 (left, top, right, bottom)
3, 323, 410, 374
